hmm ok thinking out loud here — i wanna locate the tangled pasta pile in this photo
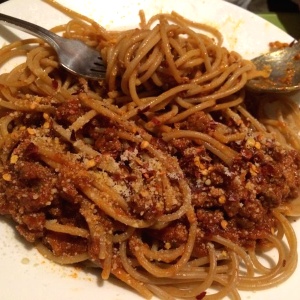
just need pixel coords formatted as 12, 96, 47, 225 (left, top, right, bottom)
0, 2, 300, 299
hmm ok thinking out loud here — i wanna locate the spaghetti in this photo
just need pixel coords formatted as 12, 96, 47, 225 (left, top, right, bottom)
0, 2, 300, 299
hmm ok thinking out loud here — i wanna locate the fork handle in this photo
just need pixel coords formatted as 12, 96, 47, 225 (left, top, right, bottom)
0, 12, 63, 51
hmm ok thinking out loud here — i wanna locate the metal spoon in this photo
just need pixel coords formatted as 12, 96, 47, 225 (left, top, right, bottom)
246, 41, 300, 93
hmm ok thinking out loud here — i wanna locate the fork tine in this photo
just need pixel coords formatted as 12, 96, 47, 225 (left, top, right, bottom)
94, 58, 106, 69
90, 57, 106, 73
95, 57, 106, 67
0, 13, 108, 80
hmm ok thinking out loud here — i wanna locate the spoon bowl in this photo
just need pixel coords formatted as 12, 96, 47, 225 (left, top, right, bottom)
247, 41, 300, 93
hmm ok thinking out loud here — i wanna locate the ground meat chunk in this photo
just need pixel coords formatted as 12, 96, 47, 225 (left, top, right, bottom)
149, 222, 189, 247
55, 98, 88, 126
44, 232, 88, 256
94, 128, 123, 158
16, 224, 44, 243
186, 111, 213, 132
4, 160, 57, 213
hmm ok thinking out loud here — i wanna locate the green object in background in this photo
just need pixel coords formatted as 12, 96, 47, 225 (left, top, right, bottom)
258, 13, 300, 39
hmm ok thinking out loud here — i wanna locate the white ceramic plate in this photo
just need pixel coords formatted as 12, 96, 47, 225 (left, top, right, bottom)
0, 0, 299, 299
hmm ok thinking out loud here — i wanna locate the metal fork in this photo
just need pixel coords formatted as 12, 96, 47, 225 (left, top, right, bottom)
0, 13, 106, 80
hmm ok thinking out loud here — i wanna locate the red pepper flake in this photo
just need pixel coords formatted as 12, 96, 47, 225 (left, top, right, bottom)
283, 259, 286, 267
294, 53, 300, 60
52, 79, 59, 89
24, 142, 40, 160
196, 291, 206, 300
151, 117, 161, 126
241, 148, 253, 160
126, 175, 137, 182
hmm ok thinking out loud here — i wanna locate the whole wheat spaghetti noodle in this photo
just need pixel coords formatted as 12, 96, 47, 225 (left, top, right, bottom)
0, 1, 300, 299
